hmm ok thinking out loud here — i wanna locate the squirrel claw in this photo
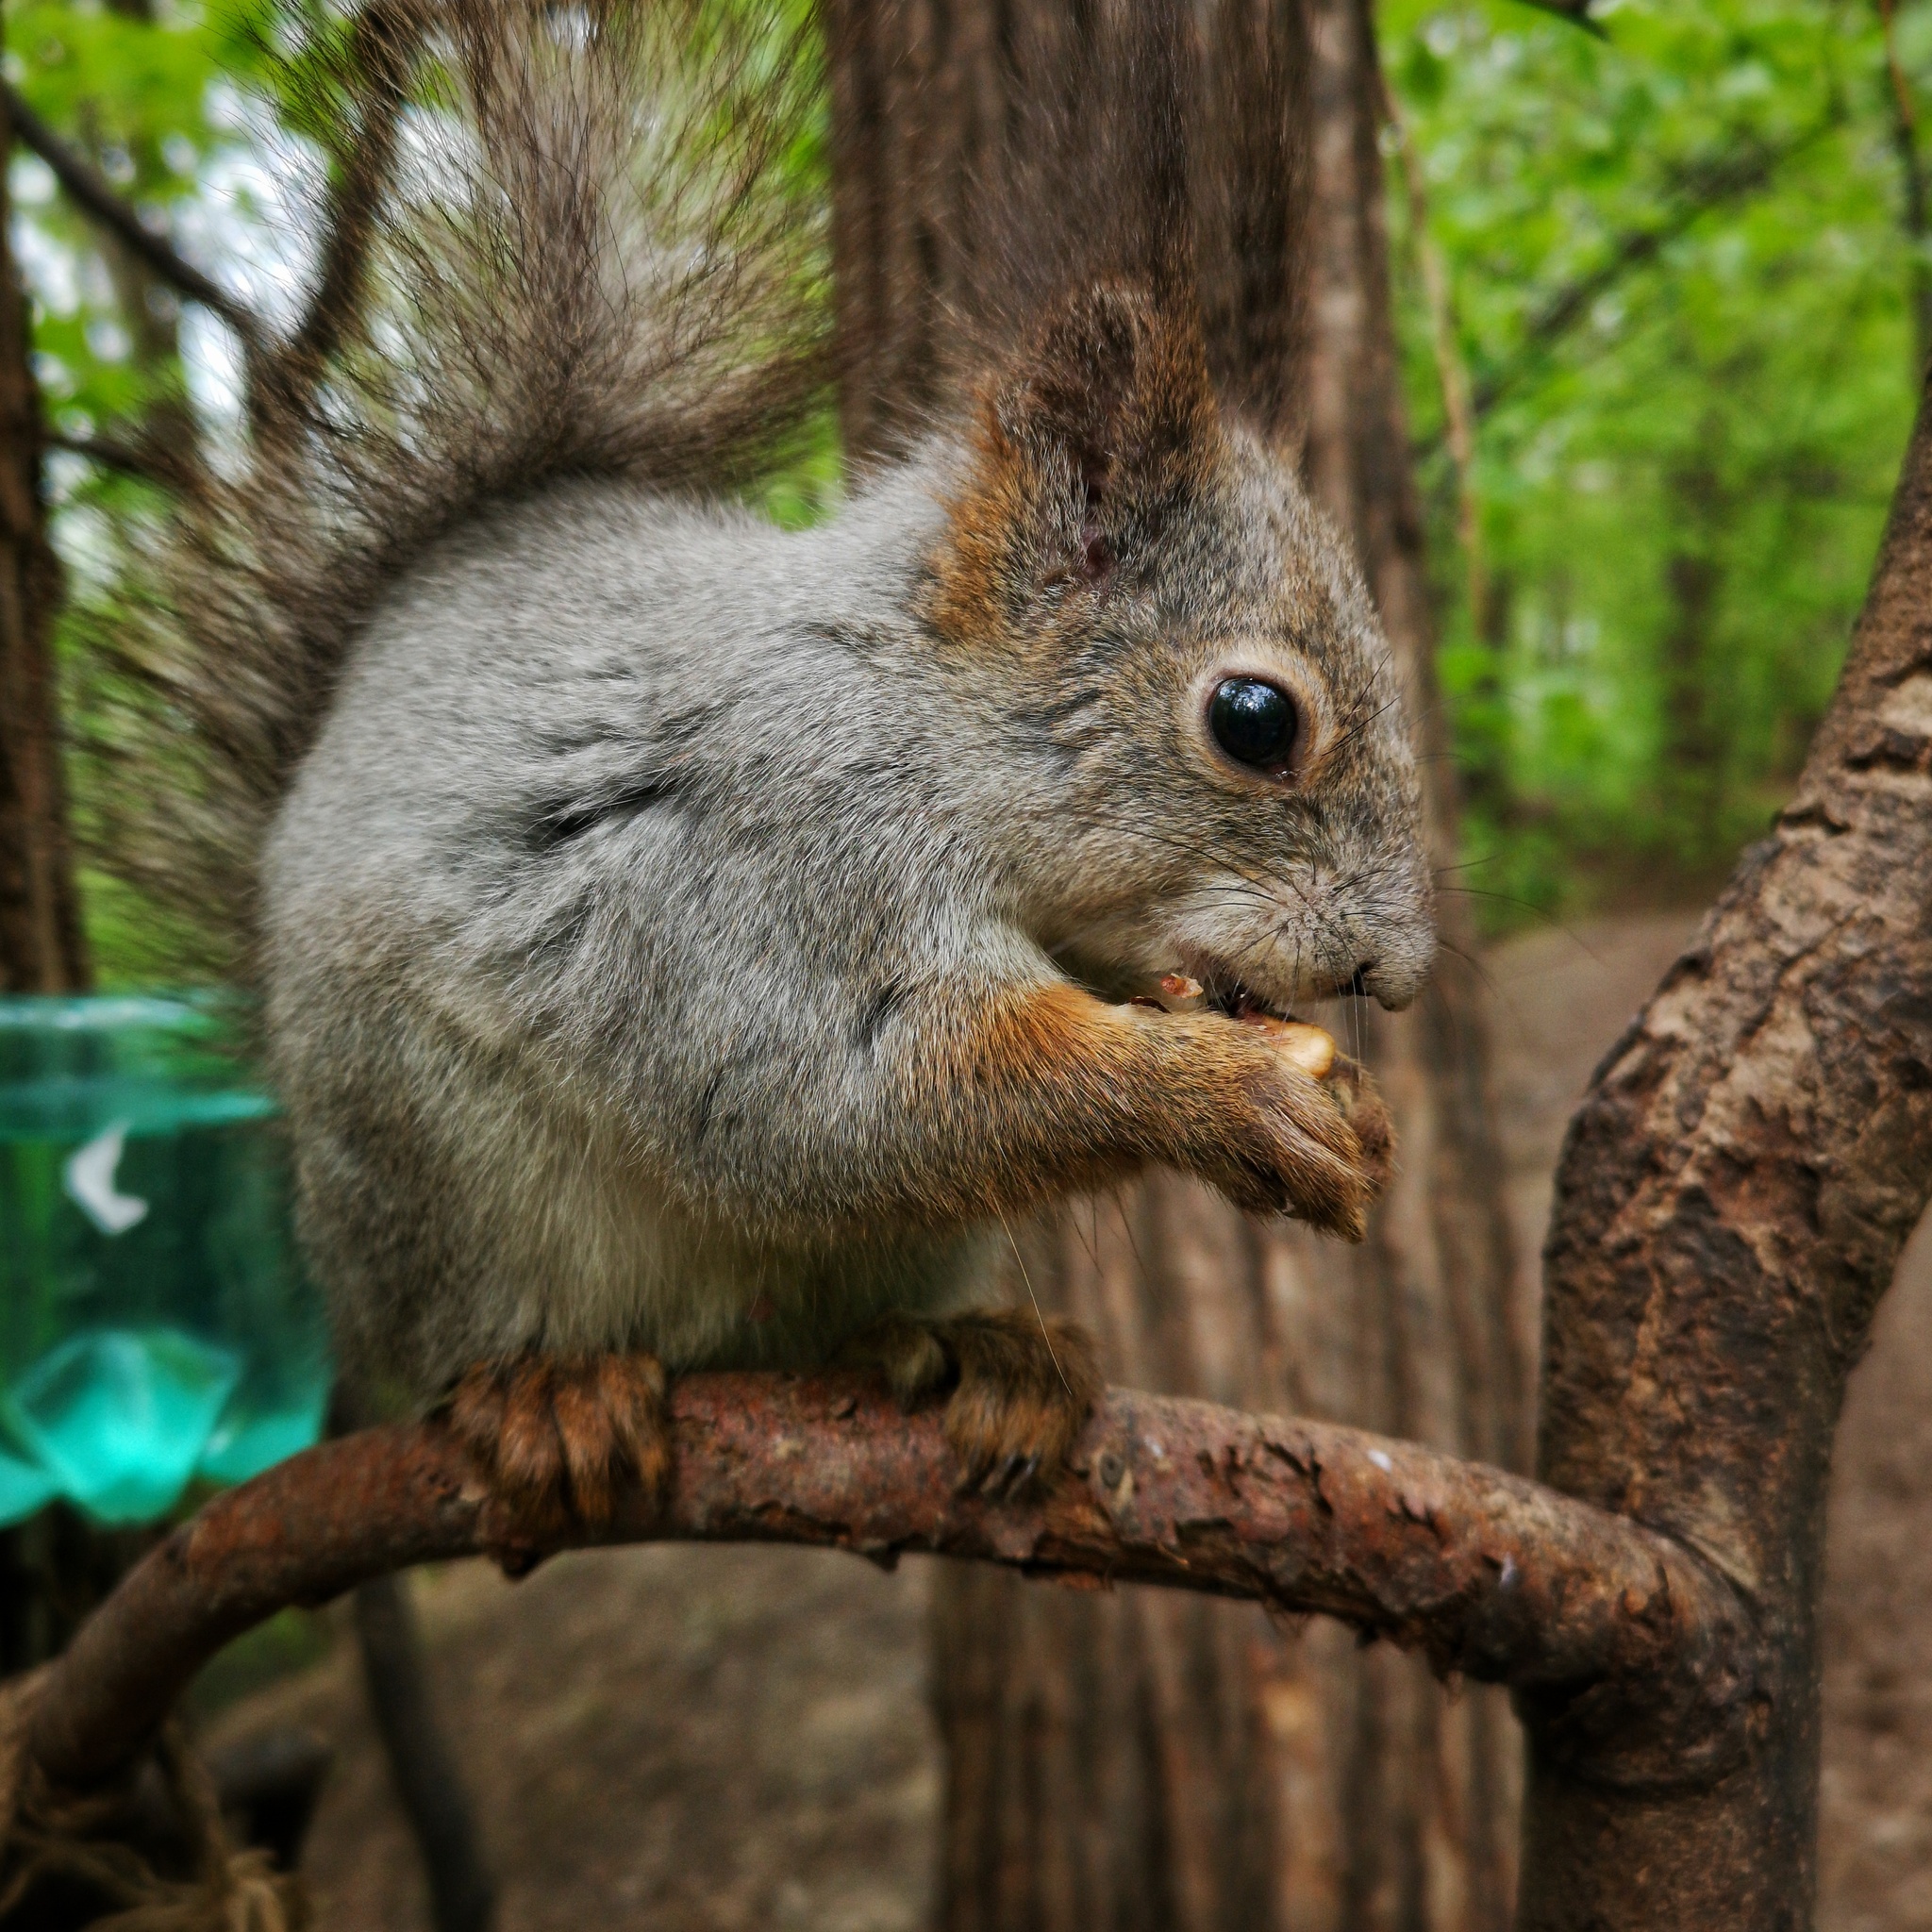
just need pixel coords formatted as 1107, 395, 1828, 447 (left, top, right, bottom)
977, 1451, 1041, 1500
960, 1450, 1031, 1500
846, 1308, 1103, 1499
444, 1351, 671, 1560
1320, 1050, 1393, 1198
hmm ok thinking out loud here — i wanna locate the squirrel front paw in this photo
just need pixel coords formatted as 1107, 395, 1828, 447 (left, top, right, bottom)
1190, 1025, 1394, 1241
845, 1309, 1104, 1498
442, 1352, 671, 1554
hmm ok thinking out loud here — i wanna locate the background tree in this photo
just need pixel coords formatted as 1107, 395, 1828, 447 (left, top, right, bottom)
0, 12, 493, 1926
0, 6, 157, 1698
0, 83, 84, 999
18, 1, 1929, 991
825, 2, 1524, 1924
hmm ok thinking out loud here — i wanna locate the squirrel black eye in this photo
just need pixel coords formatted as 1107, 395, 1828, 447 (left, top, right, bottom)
1208, 676, 1299, 773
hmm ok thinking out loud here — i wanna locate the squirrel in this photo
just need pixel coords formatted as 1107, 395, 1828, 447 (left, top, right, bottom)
101, 0, 1433, 1525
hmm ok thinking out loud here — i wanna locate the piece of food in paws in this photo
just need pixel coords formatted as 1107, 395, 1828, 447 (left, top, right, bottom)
1234, 1012, 1336, 1079
1131, 973, 1207, 1015
1130, 976, 1338, 1079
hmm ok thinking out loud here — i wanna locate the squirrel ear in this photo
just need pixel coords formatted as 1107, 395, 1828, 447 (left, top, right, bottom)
991, 282, 1220, 575
994, 282, 1217, 490
931, 283, 1221, 636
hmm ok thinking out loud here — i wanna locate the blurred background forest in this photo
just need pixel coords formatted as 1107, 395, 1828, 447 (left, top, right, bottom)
8, 0, 1928, 969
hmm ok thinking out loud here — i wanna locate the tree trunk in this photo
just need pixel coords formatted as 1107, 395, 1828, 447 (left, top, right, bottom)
826, 2, 1526, 1924
0, 86, 88, 995
1512, 362, 1932, 1928
824, 0, 1312, 465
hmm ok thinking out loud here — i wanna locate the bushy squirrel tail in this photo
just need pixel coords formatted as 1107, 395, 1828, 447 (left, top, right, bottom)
85, 0, 829, 980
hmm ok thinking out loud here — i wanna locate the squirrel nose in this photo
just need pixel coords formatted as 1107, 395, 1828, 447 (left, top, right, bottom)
1356, 952, 1431, 1012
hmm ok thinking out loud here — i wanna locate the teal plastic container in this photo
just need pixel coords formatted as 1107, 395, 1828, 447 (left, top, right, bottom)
0, 996, 331, 1525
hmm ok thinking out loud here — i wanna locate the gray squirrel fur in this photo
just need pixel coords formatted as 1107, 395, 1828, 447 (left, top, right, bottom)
106, 2, 1434, 1412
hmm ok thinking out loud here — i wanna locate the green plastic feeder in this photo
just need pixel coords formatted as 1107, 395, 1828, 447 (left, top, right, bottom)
0, 996, 331, 1525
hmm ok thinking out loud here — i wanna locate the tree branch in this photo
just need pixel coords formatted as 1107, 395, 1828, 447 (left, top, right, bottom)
9, 3, 424, 437
1469, 111, 1840, 422
248, 2, 425, 428
3, 89, 262, 349
1511, 0, 1608, 38
42, 428, 187, 490
1379, 69, 1488, 627
1878, 0, 1932, 375
19, 1374, 1750, 1797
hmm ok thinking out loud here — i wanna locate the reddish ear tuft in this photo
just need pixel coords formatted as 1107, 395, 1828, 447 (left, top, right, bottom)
928, 282, 1221, 647
996, 281, 1219, 530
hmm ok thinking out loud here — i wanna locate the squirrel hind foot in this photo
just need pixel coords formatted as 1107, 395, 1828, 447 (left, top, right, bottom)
443, 1351, 671, 1560
845, 1308, 1104, 1500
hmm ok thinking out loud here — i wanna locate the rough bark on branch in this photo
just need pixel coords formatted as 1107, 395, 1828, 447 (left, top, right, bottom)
21, 1374, 1746, 1802
1520, 376, 1932, 1925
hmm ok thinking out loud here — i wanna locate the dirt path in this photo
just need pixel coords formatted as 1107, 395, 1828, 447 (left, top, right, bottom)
1818, 1195, 1932, 1927
208, 913, 1932, 1929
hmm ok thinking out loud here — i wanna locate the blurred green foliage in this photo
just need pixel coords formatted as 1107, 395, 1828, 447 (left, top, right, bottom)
9, 0, 1926, 968
1382, 0, 1924, 922
10, 0, 837, 985
9, 1, 275, 471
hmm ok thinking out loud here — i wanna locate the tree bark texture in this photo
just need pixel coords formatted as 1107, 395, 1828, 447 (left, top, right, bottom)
824, 2, 1527, 1925
9, 1376, 1748, 1801
824, 0, 1312, 462
1292, 3, 1529, 1921
1515, 377, 1932, 1924
0, 85, 88, 994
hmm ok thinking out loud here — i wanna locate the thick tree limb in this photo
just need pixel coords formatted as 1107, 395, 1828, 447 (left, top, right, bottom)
4, 89, 262, 349
1519, 375, 1932, 1923
19, 1374, 1749, 1798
